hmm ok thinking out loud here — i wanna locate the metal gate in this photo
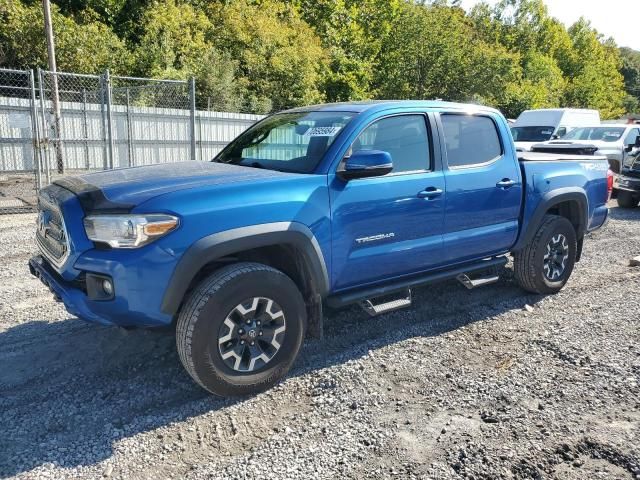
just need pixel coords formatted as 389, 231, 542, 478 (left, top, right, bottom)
36, 70, 194, 181
0, 68, 259, 215
0, 68, 41, 213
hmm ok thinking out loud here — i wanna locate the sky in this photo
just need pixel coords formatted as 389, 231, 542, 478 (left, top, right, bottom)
459, 0, 640, 51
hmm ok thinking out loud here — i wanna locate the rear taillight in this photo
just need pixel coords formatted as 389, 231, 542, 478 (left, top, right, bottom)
607, 169, 614, 201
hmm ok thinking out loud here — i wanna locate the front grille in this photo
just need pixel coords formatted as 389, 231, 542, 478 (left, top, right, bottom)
36, 192, 70, 268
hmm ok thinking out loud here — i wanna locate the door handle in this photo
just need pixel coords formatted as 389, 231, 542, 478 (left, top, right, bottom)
417, 187, 443, 199
496, 178, 516, 189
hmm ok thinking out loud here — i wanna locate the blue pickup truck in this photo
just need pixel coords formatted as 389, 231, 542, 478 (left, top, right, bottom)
30, 101, 609, 396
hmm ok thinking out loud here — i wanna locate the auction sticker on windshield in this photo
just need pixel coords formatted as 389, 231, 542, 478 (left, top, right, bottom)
304, 126, 342, 137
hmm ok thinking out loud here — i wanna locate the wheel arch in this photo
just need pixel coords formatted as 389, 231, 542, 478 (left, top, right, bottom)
161, 222, 329, 318
513, 188, 588, 253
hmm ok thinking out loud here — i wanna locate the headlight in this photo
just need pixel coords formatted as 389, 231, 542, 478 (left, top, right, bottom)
83, 214, 179, 248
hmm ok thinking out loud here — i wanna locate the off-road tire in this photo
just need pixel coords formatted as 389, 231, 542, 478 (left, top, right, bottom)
176, 262, 306, 396
617, 190, 639, 208
514, 214, 577, 294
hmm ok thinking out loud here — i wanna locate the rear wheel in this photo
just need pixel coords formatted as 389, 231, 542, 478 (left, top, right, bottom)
617, 190, 639, 208
514, 214, 577, 294
176, 262, 306, 396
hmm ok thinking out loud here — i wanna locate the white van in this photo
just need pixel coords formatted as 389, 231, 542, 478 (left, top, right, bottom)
511, 109, 601, 152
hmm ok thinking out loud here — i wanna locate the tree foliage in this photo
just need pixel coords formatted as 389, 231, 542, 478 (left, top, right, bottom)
0, 0, 636, 116
620, 47, 640, 114
0, 0, 131, 73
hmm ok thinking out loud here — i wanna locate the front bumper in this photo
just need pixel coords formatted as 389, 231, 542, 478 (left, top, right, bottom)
29, 251, 175, 327
615, 174, 640, 193
29, 255, 109, 325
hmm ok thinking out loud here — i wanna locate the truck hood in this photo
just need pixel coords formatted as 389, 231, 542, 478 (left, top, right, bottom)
54, 161, 298, 213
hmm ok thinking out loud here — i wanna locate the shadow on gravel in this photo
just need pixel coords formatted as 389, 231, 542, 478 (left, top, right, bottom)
0, 275, 543, 477
606, 205, 640, 221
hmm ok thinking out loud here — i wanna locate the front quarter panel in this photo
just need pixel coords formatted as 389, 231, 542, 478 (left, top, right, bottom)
136, 174, 331, 261
134, 174, 332, 315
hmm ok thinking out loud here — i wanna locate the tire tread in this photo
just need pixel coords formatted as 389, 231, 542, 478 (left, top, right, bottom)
514, 214, 575, 294
176, 262, 286, 393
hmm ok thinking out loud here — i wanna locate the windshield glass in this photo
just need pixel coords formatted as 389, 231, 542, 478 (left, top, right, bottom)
510, 126, 556, 142
214, 111, 355, 173
562, 127, 625, 142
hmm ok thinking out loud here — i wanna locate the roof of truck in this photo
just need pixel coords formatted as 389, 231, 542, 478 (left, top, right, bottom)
283, 100, 499, 114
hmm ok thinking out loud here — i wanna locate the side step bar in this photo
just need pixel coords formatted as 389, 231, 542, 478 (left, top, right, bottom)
326, 256, 508, 309
456, 273, 500, 290
360, 289, 412, 317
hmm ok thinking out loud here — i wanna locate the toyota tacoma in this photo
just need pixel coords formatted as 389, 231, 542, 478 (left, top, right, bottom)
29, 101, 610, 396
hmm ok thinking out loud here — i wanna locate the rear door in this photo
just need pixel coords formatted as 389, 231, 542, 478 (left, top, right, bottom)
437, 112, 523, 263
329, 113, 445, 290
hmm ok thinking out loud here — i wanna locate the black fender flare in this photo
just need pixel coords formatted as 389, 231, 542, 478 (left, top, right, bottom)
512, 188, 588, 252
161, 222, 329, 316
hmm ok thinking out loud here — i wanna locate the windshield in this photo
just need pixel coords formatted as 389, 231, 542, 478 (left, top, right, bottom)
214, 111, 355, 173
510, 126, 556, 142
562, 127, 625, 142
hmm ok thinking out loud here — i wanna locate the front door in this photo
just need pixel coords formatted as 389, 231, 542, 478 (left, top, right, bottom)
329, 113, 446, 291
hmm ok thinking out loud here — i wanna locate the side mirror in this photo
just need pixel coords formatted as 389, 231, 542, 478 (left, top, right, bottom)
338, 150, 393, 180
550, 134, 560, 140
626, 137, 640, 152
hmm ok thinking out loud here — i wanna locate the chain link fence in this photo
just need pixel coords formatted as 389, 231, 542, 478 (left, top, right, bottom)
0, 68, 264, 215
0, 68, 40, 213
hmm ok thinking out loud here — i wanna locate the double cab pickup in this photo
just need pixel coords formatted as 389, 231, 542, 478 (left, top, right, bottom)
30, 101, 609, 396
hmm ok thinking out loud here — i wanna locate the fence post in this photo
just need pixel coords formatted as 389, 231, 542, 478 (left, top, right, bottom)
49, 72, 64, 174
37, 68, 51, 185
99, 74, 108, 170
29, 69, 42, 190
82, 89, 90, 170
126, 88, 135, 167
104, 70, 115, 169
189, 77, 196, 161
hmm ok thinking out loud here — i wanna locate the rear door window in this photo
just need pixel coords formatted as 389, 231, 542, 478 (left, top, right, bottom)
441, 115, 502, 168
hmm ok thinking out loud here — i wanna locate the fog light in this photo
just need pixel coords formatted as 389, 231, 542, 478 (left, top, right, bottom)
102, 279, 113, 296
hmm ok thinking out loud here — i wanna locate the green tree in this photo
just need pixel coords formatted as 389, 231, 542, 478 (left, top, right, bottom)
133, 0, 247, 111
294, 0, 400, 101
0, 0, 131, 73
620, 47, 640, 113
374, 2, 519, 114
208, 0, 328, 110
563, 20, 625, 119
134, 0, 212, 78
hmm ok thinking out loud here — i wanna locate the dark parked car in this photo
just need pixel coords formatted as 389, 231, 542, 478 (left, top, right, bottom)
615, 148, 640, 208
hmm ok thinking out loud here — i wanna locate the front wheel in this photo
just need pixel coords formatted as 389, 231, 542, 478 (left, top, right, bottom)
617, 190, 639, 208
176, 262, 306, 396
514, 214, 577, 294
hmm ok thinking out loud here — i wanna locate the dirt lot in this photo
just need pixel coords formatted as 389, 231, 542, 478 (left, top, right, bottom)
1, 205, 639, 480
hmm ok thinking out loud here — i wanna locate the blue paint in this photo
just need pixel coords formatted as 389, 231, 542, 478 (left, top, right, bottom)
29, 100, 609, 327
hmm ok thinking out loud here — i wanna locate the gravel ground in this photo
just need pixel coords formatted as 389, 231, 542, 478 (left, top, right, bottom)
1, 205, 639, 479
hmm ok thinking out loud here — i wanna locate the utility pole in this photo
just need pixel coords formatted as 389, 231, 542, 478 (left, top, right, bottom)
42, 0, 64, 174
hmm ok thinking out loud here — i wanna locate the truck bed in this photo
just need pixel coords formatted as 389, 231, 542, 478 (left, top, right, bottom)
517, 152, 609, 239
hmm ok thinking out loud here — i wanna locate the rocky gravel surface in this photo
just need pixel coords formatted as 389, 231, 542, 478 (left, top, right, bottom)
1, 205, 639, 479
